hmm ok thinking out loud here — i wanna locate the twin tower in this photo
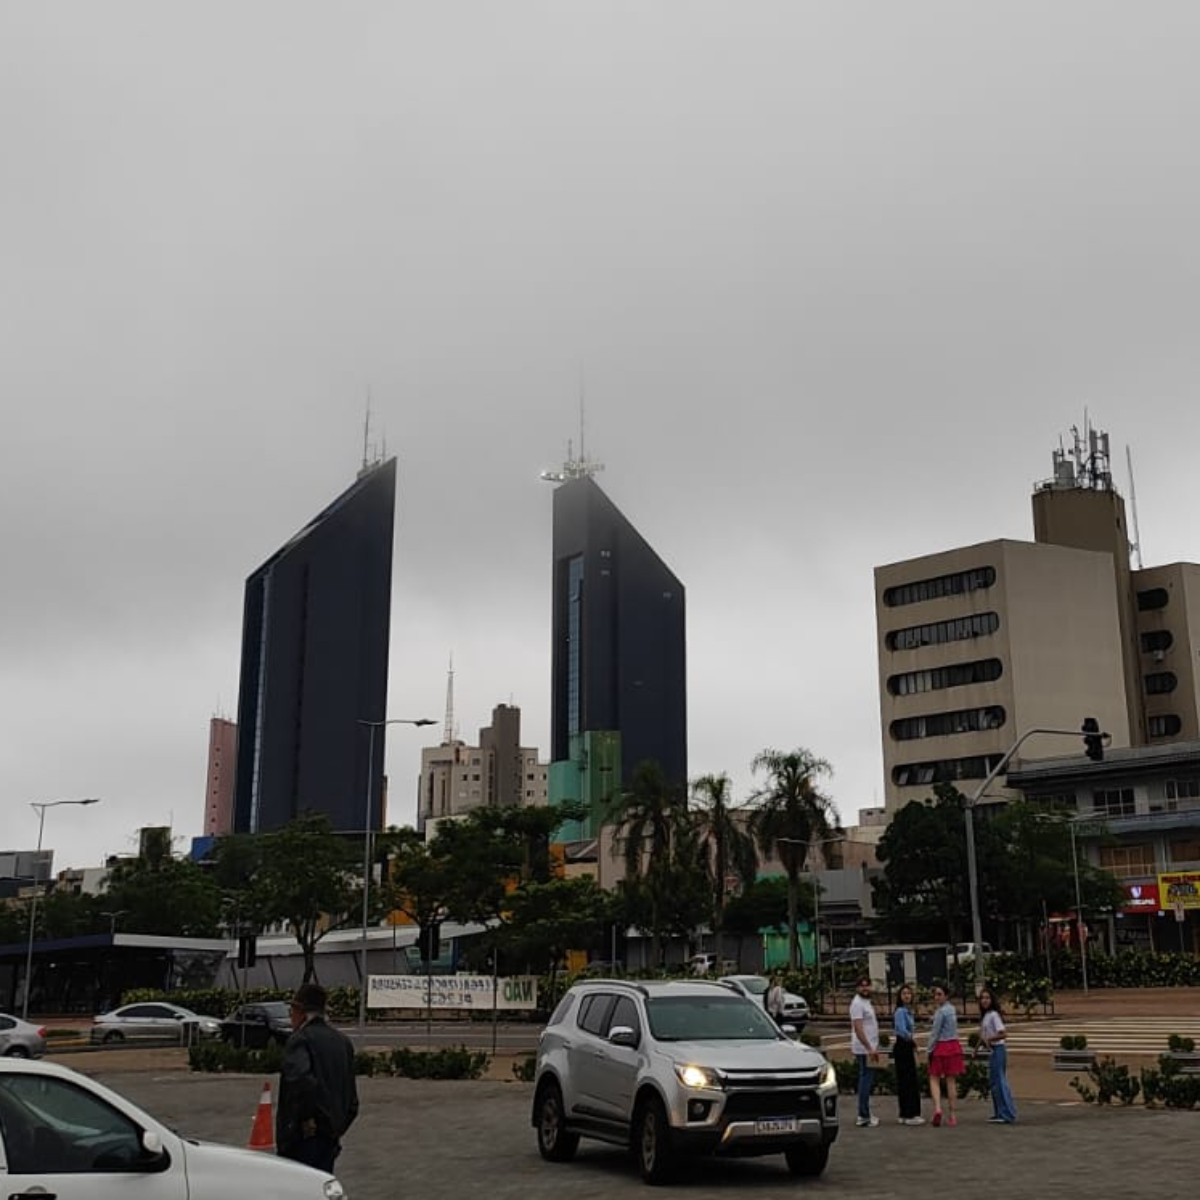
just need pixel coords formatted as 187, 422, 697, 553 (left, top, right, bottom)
231, 461, 687, 835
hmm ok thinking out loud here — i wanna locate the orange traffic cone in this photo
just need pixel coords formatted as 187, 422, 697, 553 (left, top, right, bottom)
248, 1081, 275, 1152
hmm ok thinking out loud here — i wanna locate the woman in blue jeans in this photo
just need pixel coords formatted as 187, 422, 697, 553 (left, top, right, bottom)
978, 987, 1017, 1123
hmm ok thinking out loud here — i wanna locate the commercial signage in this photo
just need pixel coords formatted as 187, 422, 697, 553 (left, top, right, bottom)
1121, 882, 1161, 912
1158, 872, 1200, 910
366, 973, 538, 1010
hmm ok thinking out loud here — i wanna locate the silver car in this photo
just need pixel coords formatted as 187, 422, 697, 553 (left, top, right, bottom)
0, 1014, 46, 1059
90, 1002, 221, 1044
532, 978, 838, 1184
718, 975, 810, 1029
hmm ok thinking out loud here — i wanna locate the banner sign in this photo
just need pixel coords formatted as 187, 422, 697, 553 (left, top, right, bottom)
1158, 872, 1200, 910
366, 974, 538, 1010
1121, 882, 1161, 912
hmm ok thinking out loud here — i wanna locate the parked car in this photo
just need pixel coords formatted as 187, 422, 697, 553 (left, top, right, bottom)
948, 942, 993, 967
90, 1002, 221, 1044
718, 975, 810, 1030
0, 1056, 343, 1197
532, 978, 838, 1183
686, 954, 738, 976
220, 1001, 293, 1047
0, 1014, 46, 1059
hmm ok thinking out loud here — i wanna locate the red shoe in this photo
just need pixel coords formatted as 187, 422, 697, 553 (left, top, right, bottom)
931, 1110, 942, 1127
947, 1116, 958, 1127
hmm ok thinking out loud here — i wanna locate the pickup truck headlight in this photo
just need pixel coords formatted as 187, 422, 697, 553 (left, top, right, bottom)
675, 1064, 723, 1089
819, 1061, 837, 1089
323, 1180, 346, 1200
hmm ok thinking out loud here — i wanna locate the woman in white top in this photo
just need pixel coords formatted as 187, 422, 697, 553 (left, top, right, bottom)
978, 987, 1017, 1123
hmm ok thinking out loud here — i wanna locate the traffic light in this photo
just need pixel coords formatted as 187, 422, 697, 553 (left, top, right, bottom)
237, 934, 258, 969
418, 922, 441, 963
1082, 717, 1104, 761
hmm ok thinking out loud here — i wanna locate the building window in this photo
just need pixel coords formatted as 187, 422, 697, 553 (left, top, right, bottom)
1166, 779, 1200, 802
1092, 788, 1136, 818
1099, 844, 1156, 875
1026, 791, 1076, 809
886, 612, 1000, 651
1145, 672, 1178, 695
1137, 587, 1169, 611
891, 754, 1004, 787
1170, 840, 1200, 864
1140, 629, 1174, 653
1148, 714, 1183, 738
887, 658, 1003, 696
890, 706, 1006, 741
883, 566, 996, 608
566, 555, 584, 738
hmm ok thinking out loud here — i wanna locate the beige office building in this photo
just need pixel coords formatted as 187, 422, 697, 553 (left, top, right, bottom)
875, 429, 1200, 817
417, 703, 549, 832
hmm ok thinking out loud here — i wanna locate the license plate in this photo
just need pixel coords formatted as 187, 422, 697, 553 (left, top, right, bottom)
755, 1117, 798, 1134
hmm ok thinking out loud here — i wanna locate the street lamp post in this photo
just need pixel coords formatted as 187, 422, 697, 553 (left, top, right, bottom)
100, 910, 128, 937
356, 718, 435, 1027
22, 798, 101, 1020
963, 726, 1107, 995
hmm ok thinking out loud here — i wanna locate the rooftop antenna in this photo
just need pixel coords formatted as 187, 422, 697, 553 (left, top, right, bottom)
1126, 444, 1145, 569
539, 366, 604, 484
443, 654, 455, 745
358, 389, 375, 478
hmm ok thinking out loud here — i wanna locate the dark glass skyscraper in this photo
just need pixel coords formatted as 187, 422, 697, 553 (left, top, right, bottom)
550, 476, 687, 792
233, 459, 397, 833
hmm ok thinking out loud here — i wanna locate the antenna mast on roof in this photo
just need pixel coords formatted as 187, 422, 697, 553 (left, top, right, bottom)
539, 368, 604, 484
1126, 444, 1145, 569
357, 389, 377, 479
443, 654, 455, 745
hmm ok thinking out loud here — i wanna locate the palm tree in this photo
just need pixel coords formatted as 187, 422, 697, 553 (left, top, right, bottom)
690, 774, 758, 943
607, 760, 691, 967
748, 748, 840, 970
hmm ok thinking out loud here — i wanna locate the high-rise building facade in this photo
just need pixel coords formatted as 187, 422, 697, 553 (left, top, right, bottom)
875, 428, 1200, 817
203, 717, 238, 836
233, 459, 397, 833
416, 704, 549, 833
549, 475, 687, 831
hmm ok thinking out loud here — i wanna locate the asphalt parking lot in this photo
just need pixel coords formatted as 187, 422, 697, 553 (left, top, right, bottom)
95, 1070, 1200, 1199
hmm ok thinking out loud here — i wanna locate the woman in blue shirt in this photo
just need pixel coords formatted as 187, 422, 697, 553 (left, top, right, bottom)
926, 984, 965, 1126
892, 984, 924, 1125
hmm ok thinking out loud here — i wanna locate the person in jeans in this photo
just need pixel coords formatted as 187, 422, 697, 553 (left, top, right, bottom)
892, 984, 924, 1125
978, 987, 1017, 1124
848, 975, 880, 1127
277, 983, 359, 1172
926, 984, 964, 1127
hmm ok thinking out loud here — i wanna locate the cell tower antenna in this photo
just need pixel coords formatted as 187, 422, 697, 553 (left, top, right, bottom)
358, 388, 376, 478
539, 366, 604, 484
443, 654, 455, 745
1126, 444, 1145, 569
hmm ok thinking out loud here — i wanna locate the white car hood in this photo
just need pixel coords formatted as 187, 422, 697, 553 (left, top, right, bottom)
181, 1138, 336, 1195
658, 1039, 824, 1073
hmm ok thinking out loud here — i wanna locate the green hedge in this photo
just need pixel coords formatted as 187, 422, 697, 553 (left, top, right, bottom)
830, 1055, 991, 1101
189, 1040, 488, 1079
188, 1041, 284, 1074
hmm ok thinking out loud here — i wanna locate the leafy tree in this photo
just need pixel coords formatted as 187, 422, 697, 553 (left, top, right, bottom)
0, 904, 27, 945
607, 761, 694, 966
380, 827, 461, 961
690, 773, 758, 935
101, 840, 223, 937
214, 813, 359, 983
501, 877, 612, 981
38, 889, 104, 939
748, 748, 840, 969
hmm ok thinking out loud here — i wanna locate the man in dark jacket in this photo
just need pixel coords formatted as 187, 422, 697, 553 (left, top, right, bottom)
276, 983, 358, 1172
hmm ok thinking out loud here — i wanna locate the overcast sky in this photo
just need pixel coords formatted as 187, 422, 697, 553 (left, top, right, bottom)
4, 3, 1200, 871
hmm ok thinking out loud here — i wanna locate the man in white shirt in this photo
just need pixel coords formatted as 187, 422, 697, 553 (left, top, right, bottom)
848, 975, 880, 1127
766, 974, 786, 1026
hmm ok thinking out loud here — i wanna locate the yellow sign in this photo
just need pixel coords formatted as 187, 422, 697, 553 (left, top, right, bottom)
1158, 872, 1200, 909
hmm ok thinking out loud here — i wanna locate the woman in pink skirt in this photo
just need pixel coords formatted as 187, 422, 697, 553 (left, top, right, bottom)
925, 984, 964, 1126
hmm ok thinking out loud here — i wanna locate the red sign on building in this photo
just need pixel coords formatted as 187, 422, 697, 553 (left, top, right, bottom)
1121, 882, 1161, 912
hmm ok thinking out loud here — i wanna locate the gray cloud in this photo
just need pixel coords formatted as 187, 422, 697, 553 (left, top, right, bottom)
3, 2, 1199, 865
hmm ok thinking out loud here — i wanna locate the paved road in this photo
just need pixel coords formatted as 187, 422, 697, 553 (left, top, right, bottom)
96, 1071, 1198, 1199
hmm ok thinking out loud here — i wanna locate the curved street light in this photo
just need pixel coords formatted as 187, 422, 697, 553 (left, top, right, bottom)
23, 798, 101, 1019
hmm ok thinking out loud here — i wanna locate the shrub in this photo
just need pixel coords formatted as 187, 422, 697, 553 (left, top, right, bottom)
1060, 1034, 1088, 1051
512, 1054, 537, 1082
188, 1040, 283, 1074
800, 1031, 822, 1048
386, 1046, 489, 1080
1168, 1034, 1196, 1053
1068, 1057, 1141, 1106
